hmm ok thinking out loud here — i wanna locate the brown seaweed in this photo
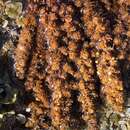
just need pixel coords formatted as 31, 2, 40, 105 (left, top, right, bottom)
12, 0, 130, 130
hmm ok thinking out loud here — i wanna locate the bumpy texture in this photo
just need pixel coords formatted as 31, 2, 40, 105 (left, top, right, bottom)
13, 0, 130, 130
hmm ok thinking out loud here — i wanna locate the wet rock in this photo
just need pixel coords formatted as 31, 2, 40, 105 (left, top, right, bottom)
25, 107, 31, 113
106, 110, 113, 118
100, 120, 109, 130
0, 1, 5, 16
2, 20, 8, 28
0, 79, 4, 85
127, 120, 130, 130
1, 114, 16, 129
0, 30, 9, 50
126, 97, 130, 107
0, 87, 4, 94
16, 114, 26, 124
1, 40, 14, 55
126, 108, 130, 117
120, 124, 127, 130
0, 84, 18, 104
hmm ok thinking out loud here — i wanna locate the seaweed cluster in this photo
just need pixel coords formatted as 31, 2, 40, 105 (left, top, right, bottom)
13, 0, 130, 130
